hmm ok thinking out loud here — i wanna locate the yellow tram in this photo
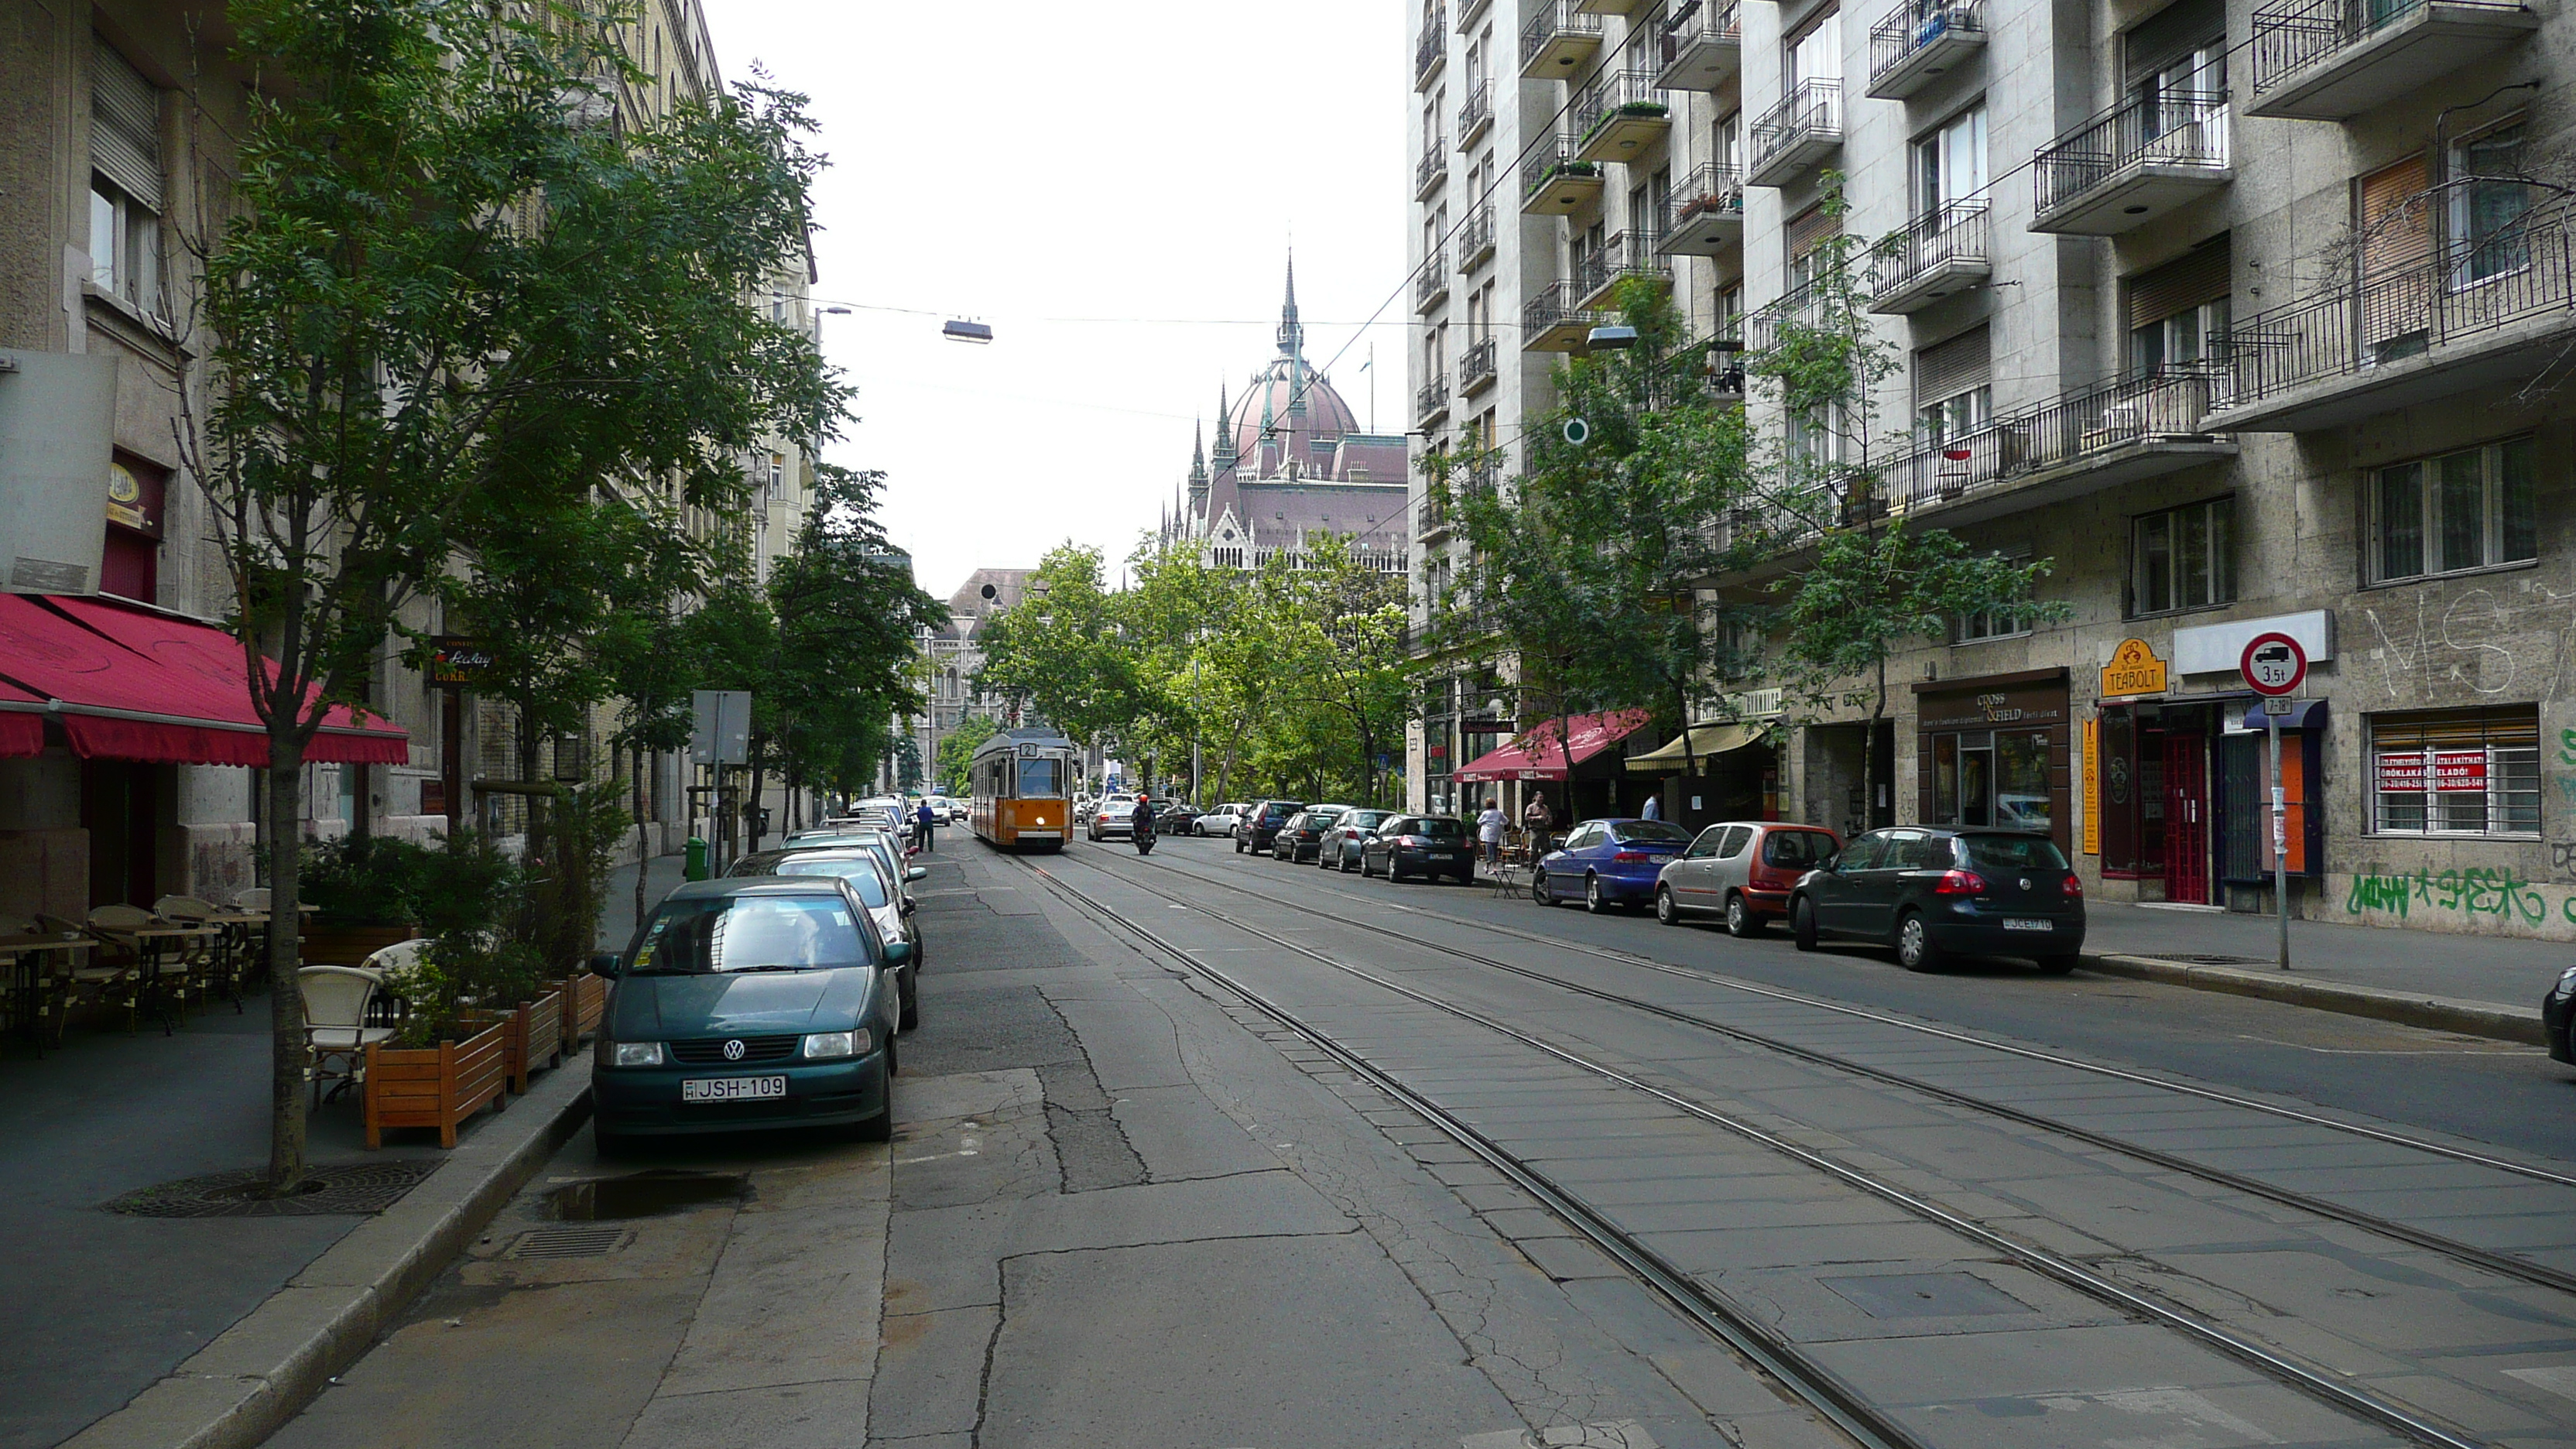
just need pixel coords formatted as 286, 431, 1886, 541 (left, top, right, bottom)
971, 727, 1077, 851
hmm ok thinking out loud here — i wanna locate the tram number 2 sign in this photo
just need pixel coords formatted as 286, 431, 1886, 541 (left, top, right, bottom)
2239, 632, 2307, 697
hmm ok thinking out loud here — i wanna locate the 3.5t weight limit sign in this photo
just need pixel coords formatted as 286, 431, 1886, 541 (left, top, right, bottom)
2239, 632, 2307, 697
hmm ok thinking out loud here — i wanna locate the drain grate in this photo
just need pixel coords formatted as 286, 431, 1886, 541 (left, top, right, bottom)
505, 1225, 631, 1260
104, 1160, 443, 1218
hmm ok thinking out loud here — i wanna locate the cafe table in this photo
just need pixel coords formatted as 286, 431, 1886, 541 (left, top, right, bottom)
122, 923, 218, 1034
0, 933, 96, 1053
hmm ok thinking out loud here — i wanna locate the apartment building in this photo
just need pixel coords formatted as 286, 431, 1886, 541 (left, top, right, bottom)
1406, 0, 1754, 818
1704, 0, 2575, 938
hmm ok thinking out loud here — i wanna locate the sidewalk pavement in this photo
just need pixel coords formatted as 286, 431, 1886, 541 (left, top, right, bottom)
602, 851, 690, 954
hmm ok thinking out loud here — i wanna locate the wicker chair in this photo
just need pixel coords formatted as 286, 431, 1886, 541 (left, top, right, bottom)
37, 913, 140, 1037
89, 905, 197, 1030
300, 965, 393, 1105
152, 896, 246, 1010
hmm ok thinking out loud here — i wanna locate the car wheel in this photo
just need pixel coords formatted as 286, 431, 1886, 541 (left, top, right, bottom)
1655, 886, 1680, 926
899, 982, 920, 1033
1530, 869, 1550, 904
1584, 875, 1608, 913
1896, 912, 1944, 973
1235, 838, 1245, 854
851, 1098, 894, 1143
1725, 893, 1764, 938
1792, 896, 1819, 952
2034, 954, 2079, 975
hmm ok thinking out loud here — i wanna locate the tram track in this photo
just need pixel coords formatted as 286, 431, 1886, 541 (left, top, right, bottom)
1016, 848, 2500, 1449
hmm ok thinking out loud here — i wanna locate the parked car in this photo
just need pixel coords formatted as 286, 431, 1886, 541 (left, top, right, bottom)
1195, 803, 1247, 838
1654, 821, 1842, 936
1237, 800, 1306, 855
1156, 800, 1201, 834
1788, 827, 2085, 972
731, 847, 922, 1029
1360, 815, 1475, 883
1319, 809, 1396, 871
1090, 793, 1142, 841
591, 878, 906, 1148
2547, 965, 2575, 1065
1532, 818, 1696, 912
1271, 805, 1351, 862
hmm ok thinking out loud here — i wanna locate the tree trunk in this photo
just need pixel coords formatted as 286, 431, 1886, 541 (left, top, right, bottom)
743, 729, 769, 855
632, 743, 651, 931
265, 732, 309, 1192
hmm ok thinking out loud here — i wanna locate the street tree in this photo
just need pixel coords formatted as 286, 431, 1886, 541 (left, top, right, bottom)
936, 715, 1003, 793
182, 0, 834, 1190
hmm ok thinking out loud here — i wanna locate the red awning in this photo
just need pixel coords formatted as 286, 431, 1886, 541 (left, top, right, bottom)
0, 679, 45, 758
0, 594, 408, 766
1452, 709, 1653, 782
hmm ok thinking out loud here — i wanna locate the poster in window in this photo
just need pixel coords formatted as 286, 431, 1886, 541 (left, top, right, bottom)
2376, 750, 2427, 793
2432, 748, 2487, 790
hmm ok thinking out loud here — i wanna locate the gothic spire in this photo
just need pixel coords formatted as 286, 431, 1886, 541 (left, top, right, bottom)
1189, 418, 1207, 483
1276, 251, 1303, 358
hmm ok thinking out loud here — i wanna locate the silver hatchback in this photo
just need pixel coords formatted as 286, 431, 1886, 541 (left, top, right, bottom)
1654, 820, 1842, 937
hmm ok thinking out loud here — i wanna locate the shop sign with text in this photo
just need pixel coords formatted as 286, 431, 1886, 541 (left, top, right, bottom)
2098, 639, 2167, 698
427, 638, 495, 688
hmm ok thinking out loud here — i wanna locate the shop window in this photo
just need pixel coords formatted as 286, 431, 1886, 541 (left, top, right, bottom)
2367, 706, 2540, 838
2132, 496, 2233, 615
1929, 728, 2054, 835
2369, 437, 2536, 584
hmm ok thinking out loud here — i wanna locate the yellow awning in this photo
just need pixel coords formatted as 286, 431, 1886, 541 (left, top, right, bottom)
1624, 721, 1766, 773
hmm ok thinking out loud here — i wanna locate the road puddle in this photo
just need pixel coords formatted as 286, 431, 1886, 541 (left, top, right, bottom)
547, 1170, 748, 1221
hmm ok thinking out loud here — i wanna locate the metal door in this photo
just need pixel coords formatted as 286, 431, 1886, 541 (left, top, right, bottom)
2163, 733, 2211, 905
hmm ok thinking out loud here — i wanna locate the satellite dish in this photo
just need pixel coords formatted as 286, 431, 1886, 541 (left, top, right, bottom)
1563, 418, 1591, 446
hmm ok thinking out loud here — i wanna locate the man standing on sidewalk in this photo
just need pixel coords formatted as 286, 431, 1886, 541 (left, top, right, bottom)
915, 798, 938, 853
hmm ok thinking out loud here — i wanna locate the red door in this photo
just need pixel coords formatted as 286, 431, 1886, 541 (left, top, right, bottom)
2163, 733, 2211, 906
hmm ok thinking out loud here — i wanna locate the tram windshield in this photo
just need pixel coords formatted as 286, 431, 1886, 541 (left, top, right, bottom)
1016, 758, 1062, 796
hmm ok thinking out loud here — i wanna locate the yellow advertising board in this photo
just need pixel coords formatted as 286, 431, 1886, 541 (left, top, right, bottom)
2098, 638, 2168, 698
2081, 718, 2101, 856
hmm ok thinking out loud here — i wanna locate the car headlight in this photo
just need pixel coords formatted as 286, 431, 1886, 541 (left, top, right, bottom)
611, 1040, 665, 1067
2556, 965, 2576, 996
803, 1028, 873, 1060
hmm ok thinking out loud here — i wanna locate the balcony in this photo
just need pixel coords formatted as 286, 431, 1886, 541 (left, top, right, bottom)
1575, 231, 1673, 308
1577, 0, 1649, 12
1416, 250, 1451, 313
1519, 2, 1605, 78
2031, 91, 2230, 235
1658, 165, 1745, 255
1416, 139, 1449, 200
1880, 371, 2236, 522
1867, 0, 1985, 100
1744, 277, 1830, 355
1521, 137, 1606, 214
1523, 280, 1605, 351
2248, 0, 2537, 120
1460, 204, 1499, 271
1455, 0, 1492, 29
1574, 71, 1673, 163
1460, 80, 1494, 147
1869, 200, 1990, 313
1416, 8, 1448, 89
1460, 335, 1500, 396
1655, 2, 1742, 92
1417, 377, 1452, 427
1747, 80, 1842, 187
2211, 205, 2576, 430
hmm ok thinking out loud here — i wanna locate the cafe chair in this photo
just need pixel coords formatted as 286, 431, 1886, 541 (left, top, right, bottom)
233, 888, 271, 913
33, 912, 139, 1037
90, 905, 197, 1030
153, 896, 244, 1011
357, 939, 431, 1027
300, 964, 393, 1106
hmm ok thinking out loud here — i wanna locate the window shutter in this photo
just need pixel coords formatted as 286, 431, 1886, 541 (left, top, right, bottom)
90, 37, 163, 211
2126, 235, 2232, 330
1786, 205, 1841, 262
2356, 155, 2434, 274
1914, 324, 1990, 408
2369, 707, 2539, 751
2123, 0, 2225, 82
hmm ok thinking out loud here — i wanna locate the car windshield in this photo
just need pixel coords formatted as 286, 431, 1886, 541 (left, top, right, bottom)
1410, 818, 1468, 840
1347, 810, 1392, 829
1958, 834, 2071, 873
629, 894, 868, 975
1613, 820, 1694, 844
1762, 830, 1837, 867
774, 857, 892, 908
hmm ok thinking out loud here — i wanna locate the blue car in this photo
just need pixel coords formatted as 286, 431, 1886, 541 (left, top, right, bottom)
1532, 817, 1697, 913
591, 877, 907, 1150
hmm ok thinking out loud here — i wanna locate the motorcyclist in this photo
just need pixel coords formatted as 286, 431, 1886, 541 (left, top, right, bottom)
1131, 793, 1156, 853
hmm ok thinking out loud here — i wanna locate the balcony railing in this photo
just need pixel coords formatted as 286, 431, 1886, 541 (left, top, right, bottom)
1574, 70, 1673, 162
1417, 377, 1452, 424
1869, 200, 1990, 312
1460, 204, 1499, 269
1659, 163, 1745, 255
1745, 276, 1833, 354
1748, 79, 1842, 187
1575, 231, 1673, 307
1520, 2, 1605, 76
1522, 135, 1605, 213
1416, 139, 1449, 198
1523, 279, 1607, 350
1416, 249, 1451, 312
1460, 335, 1499, 394
1867, 0, 1985, 99
1881, 371, 2228, 510
1656, 2, 1743, 91
1459, 80, 1493, 144
2219, 204, 2576, 426
2248, 0, 2537, 119
2032, 90, 2230, 233
1416, 9, 1449, 86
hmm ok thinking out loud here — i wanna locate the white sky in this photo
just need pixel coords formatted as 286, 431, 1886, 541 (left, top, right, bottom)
701, 1, 1411, 605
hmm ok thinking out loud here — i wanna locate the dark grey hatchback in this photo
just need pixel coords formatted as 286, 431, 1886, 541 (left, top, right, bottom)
1788, 827, 2084, 972
591, 878, 906, 1149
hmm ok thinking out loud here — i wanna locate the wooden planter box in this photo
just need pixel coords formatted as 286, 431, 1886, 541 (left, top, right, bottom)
363, 1020, 507, 1149
303, 923, 417, 968
559, 973, 608, 1046
456, 991, 564, 1095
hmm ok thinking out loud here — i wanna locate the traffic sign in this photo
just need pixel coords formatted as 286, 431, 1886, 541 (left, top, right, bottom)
2239, 632, 2307, 697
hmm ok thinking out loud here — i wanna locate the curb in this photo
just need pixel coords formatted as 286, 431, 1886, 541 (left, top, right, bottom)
63, 1050, 597, 1449
2085, 953, 2547, 1046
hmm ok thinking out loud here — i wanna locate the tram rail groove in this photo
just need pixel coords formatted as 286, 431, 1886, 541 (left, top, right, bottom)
1030, 849, 2491, 1449
1094, 849, 2576, 1300
1016, 858, 1925, 1449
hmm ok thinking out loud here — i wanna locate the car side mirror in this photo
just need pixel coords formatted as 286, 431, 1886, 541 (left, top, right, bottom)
588, 951, 622, 980
906, 865, 928, 882
882, 940, 913, 967
1820, 853, 1841, 872
899, 896, 916, 916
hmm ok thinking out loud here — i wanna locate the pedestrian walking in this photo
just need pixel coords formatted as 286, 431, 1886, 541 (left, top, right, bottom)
915, 798, 938, 853
1640, 792, 1662, 821
1476, 798, 1507, 871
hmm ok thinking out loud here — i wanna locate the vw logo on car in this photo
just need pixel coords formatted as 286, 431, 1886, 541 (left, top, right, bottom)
721, 1039, 746, 1061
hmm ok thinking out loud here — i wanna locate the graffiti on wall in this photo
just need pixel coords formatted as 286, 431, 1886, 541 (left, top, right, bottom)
2361, 585, 2576, 701
2342, 865, 2576, 929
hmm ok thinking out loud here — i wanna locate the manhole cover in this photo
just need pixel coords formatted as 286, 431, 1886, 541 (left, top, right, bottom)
104, 1160, 442, 1218
505, 1225, 631, 1260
